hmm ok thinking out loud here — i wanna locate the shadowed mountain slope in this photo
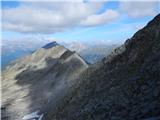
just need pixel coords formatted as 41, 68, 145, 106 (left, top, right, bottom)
49, 14, 160, 120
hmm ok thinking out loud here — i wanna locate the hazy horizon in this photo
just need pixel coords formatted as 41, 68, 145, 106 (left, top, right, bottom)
1, 0, 160, 68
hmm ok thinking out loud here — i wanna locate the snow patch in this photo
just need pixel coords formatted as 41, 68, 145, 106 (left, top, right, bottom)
38, 114, 44, 120
22, 110, 43, 120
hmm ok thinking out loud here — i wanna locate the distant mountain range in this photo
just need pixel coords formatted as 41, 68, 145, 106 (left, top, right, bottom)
1, 38, 50, 69
2, 39, 118, 69
2, 14, 160, 120
79, 44, 118, 64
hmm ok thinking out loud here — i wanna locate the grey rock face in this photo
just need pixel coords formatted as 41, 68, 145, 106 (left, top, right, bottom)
2, 44, 88, 120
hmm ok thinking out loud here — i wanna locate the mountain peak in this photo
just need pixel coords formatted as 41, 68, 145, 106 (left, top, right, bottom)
2, 41, 89, 120
147, 14, 160, 27
42, 41, 58, 49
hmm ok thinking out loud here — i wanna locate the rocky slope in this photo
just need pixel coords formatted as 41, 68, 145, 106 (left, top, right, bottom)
2, 43, 88, 120
48, 14, 160, 120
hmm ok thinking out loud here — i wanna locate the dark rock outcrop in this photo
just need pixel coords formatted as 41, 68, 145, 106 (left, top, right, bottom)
42, 41, 58, 49
49, 14, 160, 120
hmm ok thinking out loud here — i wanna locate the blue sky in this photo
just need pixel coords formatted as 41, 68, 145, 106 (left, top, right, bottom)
1, 1, 160, 45
1, 1, 20, 8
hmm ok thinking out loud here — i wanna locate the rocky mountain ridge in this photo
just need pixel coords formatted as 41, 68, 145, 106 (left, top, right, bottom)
2, 43, 88, 120
47, 14, 160, 120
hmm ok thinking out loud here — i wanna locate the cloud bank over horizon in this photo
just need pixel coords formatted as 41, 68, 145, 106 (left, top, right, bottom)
2, 1, 159, 34
1, 0, 160, 50
1, 1, 160, 68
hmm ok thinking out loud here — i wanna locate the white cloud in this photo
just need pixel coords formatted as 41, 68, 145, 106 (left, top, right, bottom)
81, 9, 119, 26
119, 1, 159, 18
2, 1, 117, 34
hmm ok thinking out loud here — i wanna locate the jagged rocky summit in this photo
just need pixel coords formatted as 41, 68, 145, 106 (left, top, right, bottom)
2, 42, 88, 120
2, 14, 160, 120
